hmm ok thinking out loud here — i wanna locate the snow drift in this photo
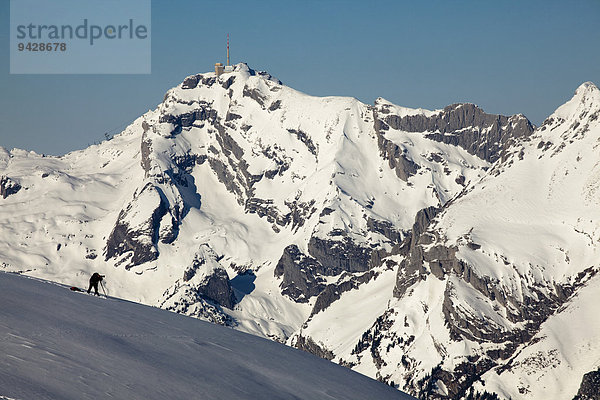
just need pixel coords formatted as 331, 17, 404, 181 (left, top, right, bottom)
0, 271, 412, 400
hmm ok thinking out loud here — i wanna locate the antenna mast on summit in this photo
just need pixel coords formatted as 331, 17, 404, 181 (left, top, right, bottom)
227, 34, 230, 66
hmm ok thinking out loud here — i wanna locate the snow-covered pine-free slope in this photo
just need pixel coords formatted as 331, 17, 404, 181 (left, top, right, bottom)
357, 81, 600, 398
0, 272, 412, 400
474, 271, 600, 399
462, 82, 600, 398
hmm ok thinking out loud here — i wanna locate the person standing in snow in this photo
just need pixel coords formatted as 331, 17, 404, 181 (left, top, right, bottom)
87, 272, 105, 296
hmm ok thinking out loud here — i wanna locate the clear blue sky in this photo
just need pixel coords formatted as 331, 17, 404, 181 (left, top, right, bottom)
1, 0, 599, 155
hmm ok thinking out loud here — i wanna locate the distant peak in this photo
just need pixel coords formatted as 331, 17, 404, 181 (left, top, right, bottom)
575, 81, 599, 95
552, 81, 600, 120
216, 62, 281, 84
178, 63, 282, 91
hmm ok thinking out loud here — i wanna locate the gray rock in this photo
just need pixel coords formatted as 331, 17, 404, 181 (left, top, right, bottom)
140, 133, 153, 176
160, 281, 231, 326
268, 100, 282, 111
274, 245, 327, 302
201, 76, 216, 87
424, 244, 460, 279
307, 236, 374, 274
245, 197, 288, 226
243, 86, 267, 107
104, 183, 168, 269
287, 129, 318, 157
181, 74, 201, 89
573, 368, 600, 400
225, 112, 242, 121
196, 267, 236, 309
221, 75, 235, 90
412, 206, 440, 238
0, 176, 21, 199
285, 199, 317, 231
310, 271, 378, 317
393, 206, 440, 298
374, 119, 420, 182
172, 152, 205, 174
207, 158, 245, 203
160, 245, 236, 321
379, 103, 535, 163
159, 101, 219, 134
294, 334, 334, 360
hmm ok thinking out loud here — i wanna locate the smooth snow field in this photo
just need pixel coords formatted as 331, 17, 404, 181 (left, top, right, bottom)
0, 272, 413, 400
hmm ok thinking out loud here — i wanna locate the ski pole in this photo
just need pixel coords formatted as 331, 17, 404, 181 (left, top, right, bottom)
100, 280, 107, 297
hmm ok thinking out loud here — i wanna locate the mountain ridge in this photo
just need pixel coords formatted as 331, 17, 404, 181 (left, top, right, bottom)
0, 63, 597, 399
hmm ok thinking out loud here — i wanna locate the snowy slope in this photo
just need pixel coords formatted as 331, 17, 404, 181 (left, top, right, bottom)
463, 82, 600, 398
439, 81, 600, 289
341, 82, 600, 398
474, 272, 600, 399
0, 271, 413, 400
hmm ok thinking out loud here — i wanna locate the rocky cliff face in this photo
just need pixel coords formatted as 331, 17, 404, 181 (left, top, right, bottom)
375, 100, 535, 163
104, 182, 168, 268
274, 244, 327, 302
1, 64, 597, 400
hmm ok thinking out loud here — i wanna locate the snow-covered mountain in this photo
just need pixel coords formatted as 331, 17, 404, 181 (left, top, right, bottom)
1, 63, 598, 399
0, 271, 412, 399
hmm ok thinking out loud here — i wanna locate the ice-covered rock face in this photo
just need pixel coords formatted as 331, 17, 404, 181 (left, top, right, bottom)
1, 63, 596, 399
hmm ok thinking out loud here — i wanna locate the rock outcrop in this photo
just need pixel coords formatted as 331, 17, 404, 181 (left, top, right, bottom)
293, 333, 335, 361
105, 182, 168, 269
574, 368, 600, 400
0, 176, 21, 199
274, 244, 327, 303
160, 246, 236, 324
393, 206, 440, 298
310, 270, 378, 317
376, 103, 535, 163
307, 235, 375, 274
194, 266, 237, 309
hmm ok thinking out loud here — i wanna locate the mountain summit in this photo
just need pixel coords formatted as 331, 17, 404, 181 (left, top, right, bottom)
0, 64, 597, 399
552, 81, 600, 122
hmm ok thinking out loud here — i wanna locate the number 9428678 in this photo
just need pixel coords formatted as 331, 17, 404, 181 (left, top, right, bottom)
18, 42, 67, 51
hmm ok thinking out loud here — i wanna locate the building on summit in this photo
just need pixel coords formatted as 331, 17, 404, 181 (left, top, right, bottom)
215, 34, 233, 77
